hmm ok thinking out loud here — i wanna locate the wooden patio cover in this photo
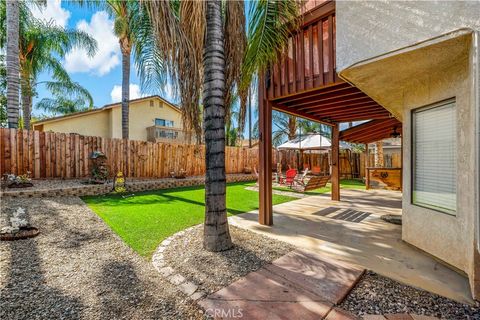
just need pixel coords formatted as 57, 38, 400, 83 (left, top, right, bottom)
257, 0, 401, 226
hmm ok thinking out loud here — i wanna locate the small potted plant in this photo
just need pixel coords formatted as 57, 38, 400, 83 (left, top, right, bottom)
4, 172, 34, 188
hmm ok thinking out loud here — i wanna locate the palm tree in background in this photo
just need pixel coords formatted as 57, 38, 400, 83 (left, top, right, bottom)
1, 2, 97, 129
36, 95, 92, 116
98, 0, 165, 139
145, 0, 300, 251
5, 0, 20, 128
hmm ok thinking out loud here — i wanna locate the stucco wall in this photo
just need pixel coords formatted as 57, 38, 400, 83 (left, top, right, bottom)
336, 1, 480, 71
33, 97, 183, 141
36, 110, 111, 137
401, 53, 476, 280
336, 2, 480, 298
108, 98, 183, 140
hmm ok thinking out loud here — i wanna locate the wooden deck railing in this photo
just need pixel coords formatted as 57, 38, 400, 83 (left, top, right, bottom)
267, 0, 337, 100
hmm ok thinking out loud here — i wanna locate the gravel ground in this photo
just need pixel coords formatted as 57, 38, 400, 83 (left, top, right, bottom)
0, 197, 205, 320
340, 271, 480, 319
163, 225, 294, 295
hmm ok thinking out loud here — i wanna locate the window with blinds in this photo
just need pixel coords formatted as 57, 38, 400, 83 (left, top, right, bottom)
412, 99, 456, 215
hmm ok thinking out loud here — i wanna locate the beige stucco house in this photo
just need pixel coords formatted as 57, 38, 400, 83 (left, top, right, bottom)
32, 95, 188, 143
336, 1, 480, 299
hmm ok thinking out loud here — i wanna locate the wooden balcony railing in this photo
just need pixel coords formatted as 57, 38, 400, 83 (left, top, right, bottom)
146, 126, 189, 143
267, 0, 337, 100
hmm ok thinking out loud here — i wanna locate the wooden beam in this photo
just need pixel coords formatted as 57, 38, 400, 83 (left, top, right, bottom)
321, 108, 390, 119
331, 123, 340, 201
327, 14, 334, 84
281, 86, 359, 106
329, 114, 392, 122
272, 81, 350, 103
297, 94, 373, 111
311, 104, 384, 117
259, 76, 273, 226
295, 96, 378, 112
315, 19, 324, 87
272, 102, 334, 126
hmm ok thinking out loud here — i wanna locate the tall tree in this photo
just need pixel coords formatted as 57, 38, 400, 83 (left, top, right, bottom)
0, 54, 7, 127
146, 0, 300, 251
6, 0, 19, 128
202, 0, 232, 251
100, 0, 164, 140
1, 3, 96, 129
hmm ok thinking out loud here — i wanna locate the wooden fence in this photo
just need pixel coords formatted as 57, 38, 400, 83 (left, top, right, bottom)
0, 128, 258, 179
0, 128, 400, 180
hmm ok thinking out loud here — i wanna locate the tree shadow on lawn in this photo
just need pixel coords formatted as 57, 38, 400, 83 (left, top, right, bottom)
84, 190, 254, 216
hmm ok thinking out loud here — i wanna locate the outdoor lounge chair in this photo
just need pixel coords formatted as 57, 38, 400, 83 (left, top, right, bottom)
284, 169, 297, 187
295, 168, 309, 185
292, 175, 330, 192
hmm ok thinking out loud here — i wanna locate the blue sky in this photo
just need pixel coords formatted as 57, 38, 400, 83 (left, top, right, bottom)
31, 0, 348, 141
32, 0, 175, 116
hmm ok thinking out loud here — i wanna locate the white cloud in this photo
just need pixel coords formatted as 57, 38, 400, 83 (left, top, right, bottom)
110, 84, 144, 103
64, 11, 120, 76
30, 0, 71, 28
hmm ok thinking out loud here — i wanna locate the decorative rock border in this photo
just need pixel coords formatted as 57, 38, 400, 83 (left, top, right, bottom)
152, 225, 206, 301
1, 174, 256, 198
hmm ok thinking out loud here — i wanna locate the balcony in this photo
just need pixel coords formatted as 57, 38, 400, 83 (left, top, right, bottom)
146, 126, 189, 144
267, 0, 337, 100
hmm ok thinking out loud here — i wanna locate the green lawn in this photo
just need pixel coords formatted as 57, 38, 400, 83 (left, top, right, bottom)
273, 179, 366, 195
83, 182, 295, 258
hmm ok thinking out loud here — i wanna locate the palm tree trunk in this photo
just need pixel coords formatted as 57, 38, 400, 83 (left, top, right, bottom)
21, 76, 32, 130
288, 116, 297, 139
248, 89, 252, 148
121, 45, 130, 139
203, 0, 232, 252
6, 1, 20, 128
375, 141, 384, 167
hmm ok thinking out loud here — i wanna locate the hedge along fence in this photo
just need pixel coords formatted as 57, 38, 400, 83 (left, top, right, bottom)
0, 128, 259, 179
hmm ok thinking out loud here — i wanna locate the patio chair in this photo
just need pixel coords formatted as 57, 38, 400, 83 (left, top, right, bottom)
284, 169, 297, 187
292, 175, 330, 192
295, 168, 310, 186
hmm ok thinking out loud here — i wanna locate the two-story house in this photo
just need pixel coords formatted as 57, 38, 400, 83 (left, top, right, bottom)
32, 95, 189, 143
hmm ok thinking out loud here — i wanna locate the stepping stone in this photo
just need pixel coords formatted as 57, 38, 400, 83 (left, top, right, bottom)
199, 268, 332, 319
198, 249, 365, 319
385, 315, 413, 320
410, 315, 440, 320
325, 307, 359, 320
264, 249, 365, 304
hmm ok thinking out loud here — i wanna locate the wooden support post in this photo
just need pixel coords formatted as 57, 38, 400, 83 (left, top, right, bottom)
259, 76, 273, 225
365, 143, 370, 190
331, 123, 340, 201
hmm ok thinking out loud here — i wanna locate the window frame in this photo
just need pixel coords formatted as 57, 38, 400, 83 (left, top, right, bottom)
411, 98, 457, 216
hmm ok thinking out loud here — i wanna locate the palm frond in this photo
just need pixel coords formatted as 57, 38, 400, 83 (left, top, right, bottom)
242, 0, 300, 89
143, 0, 204, 143
224, 0, 247, 138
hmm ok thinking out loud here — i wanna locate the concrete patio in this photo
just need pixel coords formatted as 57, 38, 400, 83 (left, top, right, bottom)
229, 189, 473, 304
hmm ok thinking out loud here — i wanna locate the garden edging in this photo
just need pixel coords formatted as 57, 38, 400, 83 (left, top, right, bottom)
152, 225, 206, 301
